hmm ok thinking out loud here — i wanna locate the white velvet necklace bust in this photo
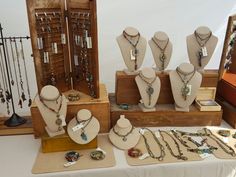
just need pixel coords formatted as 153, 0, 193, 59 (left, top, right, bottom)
117, 26, 147, 75
169, 63, 202, 112
187, 26, 218, 71
34, 85, 67, 137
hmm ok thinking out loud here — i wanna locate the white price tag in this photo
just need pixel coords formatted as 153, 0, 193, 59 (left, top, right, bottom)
72, 123, 84, 132
139, 129, 146, 135
139, 153, 150, 160
155, 131, 160, 138
74, 55, 79, 66
200, 153, 212, 159
187, 85, 192, 96
64, 161, 76, 167
223, 137, 229, 143
130, 50, 135, 61
96, 147, 106, 155
201, 47, 208, 57
61, 33, 66, 44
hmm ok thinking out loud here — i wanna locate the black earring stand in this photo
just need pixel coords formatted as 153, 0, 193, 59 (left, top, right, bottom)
0, 23, 30, 127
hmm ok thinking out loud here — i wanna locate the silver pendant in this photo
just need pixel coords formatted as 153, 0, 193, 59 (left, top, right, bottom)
61, 33, 66, 44
52, 42, 58, 54
43, 52, 49, 63
37, 37, 43, 49
86, 37, 92, 49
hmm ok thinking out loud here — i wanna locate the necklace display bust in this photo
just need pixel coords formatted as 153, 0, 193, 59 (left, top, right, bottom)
116, 27, 147, 75
34, 85, 67, 137
67, 109, 100, 144
187, 26, 218, 71
149, 31, 172, 72
169, 63, 202, 112
109, 115, 140, 150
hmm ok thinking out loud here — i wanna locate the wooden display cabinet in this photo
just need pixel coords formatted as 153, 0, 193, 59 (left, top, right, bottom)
26, 0, 99, 98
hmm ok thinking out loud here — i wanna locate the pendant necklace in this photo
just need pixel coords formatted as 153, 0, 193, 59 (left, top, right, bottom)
39, 93, 64, 131
140, 128, 165, 161
152, 37, 169, 70
112, 125, 134, 142
159, 130, 188, 160
123, 30, 140, 70
4, 39, 14, 86
194, 30, 212, 67
76, 115, 93, 141
176, 67, 196, 100
139, 72, 157, 106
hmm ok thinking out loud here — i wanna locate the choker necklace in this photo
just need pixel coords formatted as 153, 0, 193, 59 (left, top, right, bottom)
176, 67, 196, 100
76, 115, 93, 141
123, 30, 140, 70
159, 130, 188, 161
112, 125, 134, 142
203, 128, 236, 157
152, 37, 169, 70
140, 128, 165, 161
194, 30, 212, 67
39, 93, 63, 131
139, 72, 157, 106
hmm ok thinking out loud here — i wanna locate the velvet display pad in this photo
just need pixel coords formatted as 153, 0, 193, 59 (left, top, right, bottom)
125, 130, 202, 166
198, 128, 236, 159
32, 135, 115, 174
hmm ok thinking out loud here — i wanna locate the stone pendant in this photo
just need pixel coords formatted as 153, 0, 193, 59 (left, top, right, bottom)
81, 131, 88, 141
181, 84, 190, 100
198, 50, 203, 67
122, 136, 127, 142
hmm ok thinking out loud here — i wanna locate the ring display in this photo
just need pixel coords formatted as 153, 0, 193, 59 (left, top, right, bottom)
90, 150, 105, 160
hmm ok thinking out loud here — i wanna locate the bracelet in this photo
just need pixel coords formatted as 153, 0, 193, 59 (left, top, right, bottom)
90, 150, 105, 160
128, 148, 142, 158
65, 151, 81, 162
218, 130, 230, 137
232, 132, 236, 139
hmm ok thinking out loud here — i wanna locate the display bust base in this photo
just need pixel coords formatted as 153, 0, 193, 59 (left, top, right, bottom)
138, 103, 156, 112
175, 103, 189, 112
123, 69, 139, 75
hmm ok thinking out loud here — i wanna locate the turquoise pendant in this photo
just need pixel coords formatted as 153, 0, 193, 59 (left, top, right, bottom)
81, 131, 88, 141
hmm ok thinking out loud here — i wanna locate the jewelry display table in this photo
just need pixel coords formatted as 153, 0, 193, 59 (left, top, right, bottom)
1, 121, 236, 177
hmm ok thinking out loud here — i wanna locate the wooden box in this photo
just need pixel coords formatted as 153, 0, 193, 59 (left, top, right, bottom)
110, 95, 222, 127
31, 84, 110, 138
41, 133, 97, 153
115, 70, 219, 105
195, 87, 221, 111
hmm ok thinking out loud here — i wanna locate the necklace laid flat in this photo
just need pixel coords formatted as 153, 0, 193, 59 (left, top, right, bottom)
176, 67, 196, 100
76, 115, 93, 141
139, 72, 157, 106
123, 30, 140, 70
152, 37, 169, 70
112, 125, 134, 142
39, 93, 64, 131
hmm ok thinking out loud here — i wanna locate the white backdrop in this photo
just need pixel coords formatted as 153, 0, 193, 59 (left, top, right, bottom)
0, 0, 236, 116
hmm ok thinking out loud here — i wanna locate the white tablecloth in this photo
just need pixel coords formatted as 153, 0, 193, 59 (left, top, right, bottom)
1, 121, 236, 177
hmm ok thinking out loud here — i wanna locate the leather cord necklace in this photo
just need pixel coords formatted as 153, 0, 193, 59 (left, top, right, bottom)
152, 37, 169, 70
176, 67, 196, 100
159, 130, 188, 160
123, 30, 140, 70
194, 30, 212, 67
140, 128, 165, 161
39, 93, 63, 131
76, 115, 93, 141
112, 125, 134, 142
139, 72, 157, 106
203, 128, 236, 157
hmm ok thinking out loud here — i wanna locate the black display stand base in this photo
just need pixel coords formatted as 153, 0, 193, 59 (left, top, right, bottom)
4, 113, 27, 127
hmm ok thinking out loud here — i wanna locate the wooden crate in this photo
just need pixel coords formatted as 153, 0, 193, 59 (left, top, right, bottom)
115, 70, 219, 105
31, 84, 110, 138
41, 133, 97, 153
110, 95, 222, 127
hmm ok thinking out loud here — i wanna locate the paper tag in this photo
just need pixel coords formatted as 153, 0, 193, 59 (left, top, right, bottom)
139, 128, 146, 135
43, 52, 49, 63
130, 50, 135, 60
96, 147, 106, 155
200, 153, 212, 159
155, 131, 160, 138
72, 123, 84, 132
223, 137, 229, 143
52, 42, 58, 54
61, 33, 66, 44
187, 85, 192, 96
37, 37, 43, 49
86, 37, 92, 49
202, 47, 208, 57
74, 55, 79, 66
64, 161, 76, 167
139, 153, 150, 160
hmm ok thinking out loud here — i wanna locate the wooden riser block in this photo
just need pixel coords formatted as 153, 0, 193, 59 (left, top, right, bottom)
110, 95, 222, 127
216, 97, 236, 128
0, 116, 33, 136
115, 70, 219, 105
31, 84, 110, 138
41, 133, 97, 153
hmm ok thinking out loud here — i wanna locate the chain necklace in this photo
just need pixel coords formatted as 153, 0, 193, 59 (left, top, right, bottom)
4, 39, 14, 86
112, 125, 134, 142
140, 128, 165, 161
203, 128, 236, 157
194, 30, 212, 67
19, 38, 32, 107
152, 37, 169, 70
39, 93, 64, 131
123, 30, 140, 70
76, 115, 93, 141
159, 130, 188, 160
176, 67, 196, 100
171, 130, 190, 148
175, 130, 209, 137
0, 47, 7, 103
139, 72, 157, 106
